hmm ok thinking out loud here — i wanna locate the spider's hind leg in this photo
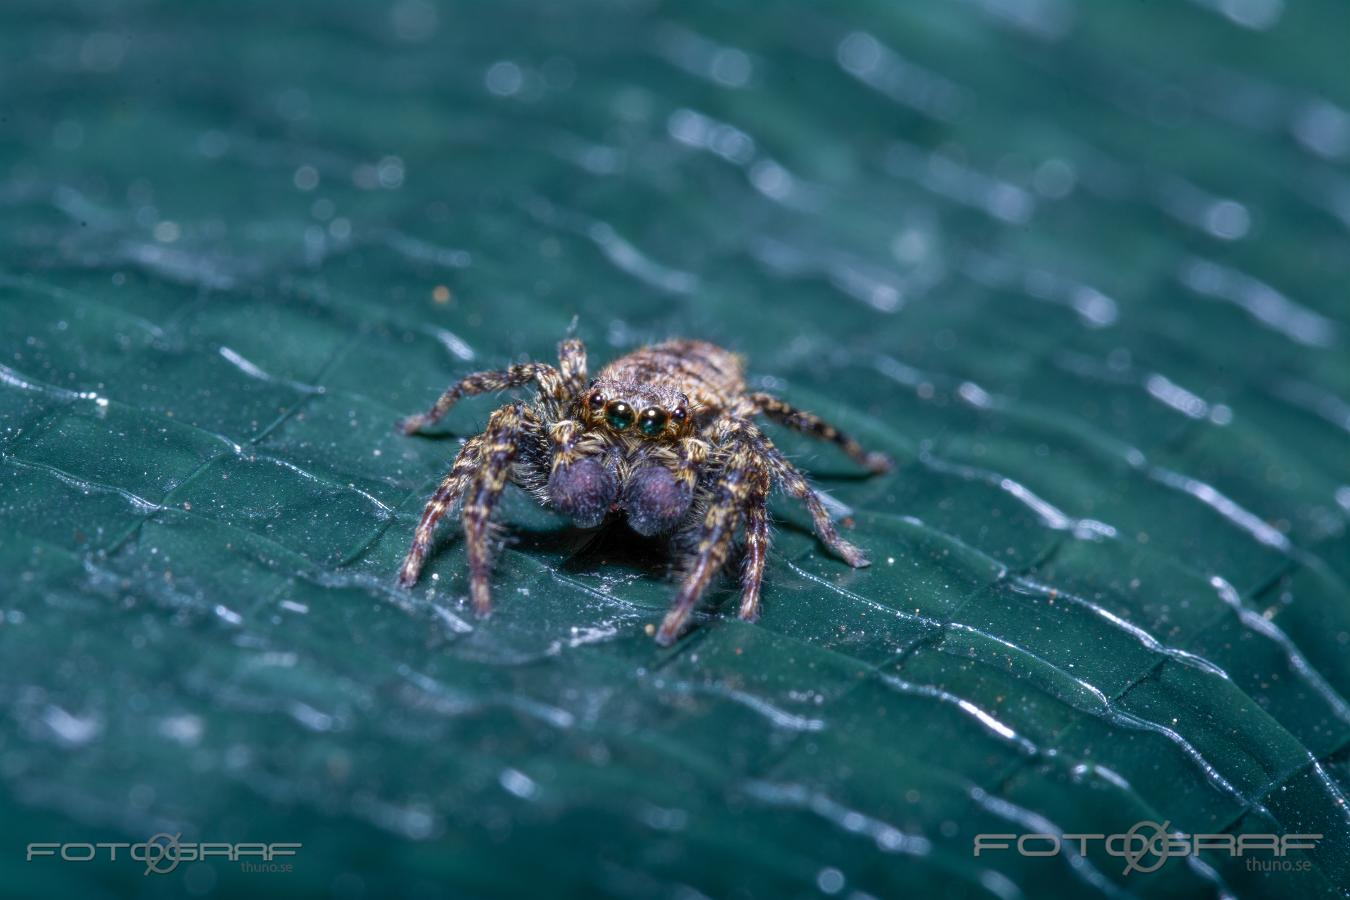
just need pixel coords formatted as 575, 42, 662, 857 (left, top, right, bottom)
749, 391, 893, 474
756, 430, 871, 569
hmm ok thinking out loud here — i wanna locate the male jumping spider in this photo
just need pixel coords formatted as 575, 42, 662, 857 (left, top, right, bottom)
396, 337, 892, 645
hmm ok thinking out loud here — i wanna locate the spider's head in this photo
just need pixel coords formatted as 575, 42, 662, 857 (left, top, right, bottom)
582, 382, 690, 440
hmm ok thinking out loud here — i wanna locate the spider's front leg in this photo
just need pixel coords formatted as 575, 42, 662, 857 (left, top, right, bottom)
397, 362, 560, 435
461, 403, 534, 616
655, 442, 765, 646
397, 336, 585, 435
398, 435, 484, 588
397, 402, 535, 605
558, 337, 588, 397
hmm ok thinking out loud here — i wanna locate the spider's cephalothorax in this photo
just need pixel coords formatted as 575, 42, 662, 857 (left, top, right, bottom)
396, 337, 893, 644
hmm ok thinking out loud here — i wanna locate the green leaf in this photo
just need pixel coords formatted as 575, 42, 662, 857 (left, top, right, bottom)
2, 1, 1349, 897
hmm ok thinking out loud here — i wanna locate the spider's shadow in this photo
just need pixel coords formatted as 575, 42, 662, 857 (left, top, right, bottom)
511, 517, 676, 580
406, 429, 472, 444
812, 470, 878, 484
797, 462, 881, 484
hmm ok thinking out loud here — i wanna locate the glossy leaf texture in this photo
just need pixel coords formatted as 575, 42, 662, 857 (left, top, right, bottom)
2, 1, 1349, 897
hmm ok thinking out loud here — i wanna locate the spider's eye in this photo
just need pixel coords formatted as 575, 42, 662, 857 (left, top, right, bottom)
605, 400, 635, 431
587, 391, 605, 411
671, 405, 687, 425
637, 407, 669, 437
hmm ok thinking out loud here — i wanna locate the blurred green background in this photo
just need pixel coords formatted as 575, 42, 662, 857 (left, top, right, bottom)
2, 0, 1349, 897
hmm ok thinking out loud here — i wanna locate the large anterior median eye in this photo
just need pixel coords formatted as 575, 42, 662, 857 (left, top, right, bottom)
637, 407, 668, 437
605, 400, 635, 431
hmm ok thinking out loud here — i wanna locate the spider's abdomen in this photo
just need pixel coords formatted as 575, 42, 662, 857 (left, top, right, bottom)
598, 340, 744, 409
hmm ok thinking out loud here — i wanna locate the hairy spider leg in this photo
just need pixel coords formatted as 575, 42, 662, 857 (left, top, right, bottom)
547, 418, 588, 468
737, 471, 772, 623
398, 436, 484, 587
749, 392, 894, 474
397, 362, 568, 435
462, 403, 532, 616
558, 337, 588, 397
656, 436, 766, 645
673, 435, 709, 492
753, 425, 871, 569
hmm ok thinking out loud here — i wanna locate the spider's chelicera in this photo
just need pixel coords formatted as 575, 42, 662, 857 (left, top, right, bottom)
396, 337, 893, 644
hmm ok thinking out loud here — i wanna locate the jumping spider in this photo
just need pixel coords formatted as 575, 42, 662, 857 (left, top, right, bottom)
396, 337, 892, 645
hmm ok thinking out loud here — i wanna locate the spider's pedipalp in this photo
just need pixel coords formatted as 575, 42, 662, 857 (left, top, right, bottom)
547, 417, 616, 528
550, 456, 617, 528
624, 464, 691, 536
749, 391, 894, 473
619, 433, 706, 536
